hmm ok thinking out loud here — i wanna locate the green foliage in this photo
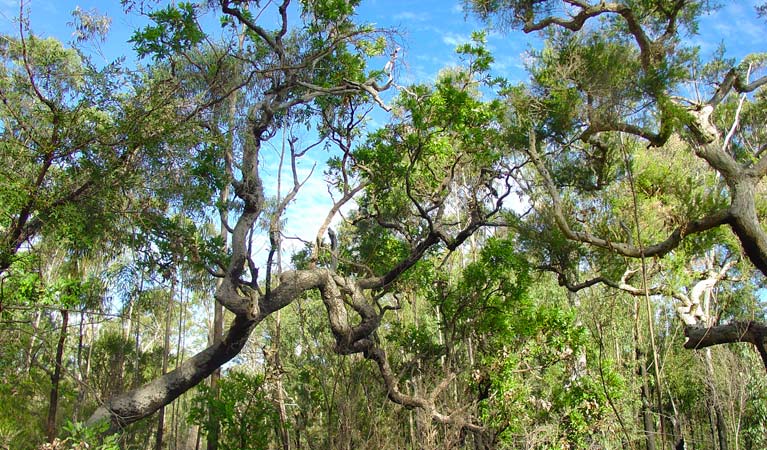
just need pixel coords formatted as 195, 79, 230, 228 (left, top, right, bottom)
1, 1, 765, 449
131, 2, 206, 60
743, 369, 767, 449
55, 421, 119, 450
436, 238, 531, 338
189, 371, 279, 450
0, 368, 50, 448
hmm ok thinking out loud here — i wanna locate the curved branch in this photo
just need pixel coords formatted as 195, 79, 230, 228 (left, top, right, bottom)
543, 265, 665, 296
523, 1, 655, 68
708, 69, 767, 108
311, 182, 367, 265
581, 120, 665, 147
220, 0, 279, 53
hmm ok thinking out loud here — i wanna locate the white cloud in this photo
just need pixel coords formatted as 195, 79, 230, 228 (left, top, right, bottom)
441, 31, 469, 48
393, 11, 429, 22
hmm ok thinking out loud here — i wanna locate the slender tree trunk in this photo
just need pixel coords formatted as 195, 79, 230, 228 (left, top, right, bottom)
207, 301, 223, 450
81, 318, 94, 417
155, 279, 175, 450
173, 282, 187, 450
634, 297, 656, 450
133, 268, 145, 388
26, 309, 42, 372
704, 349, 728, 450
273, 311, 291, 450
638, 351, 657, 450
46, 309, 69, 442
708, 403, 718, 449
715, 408, 728, 450
74, 309, 86, 421
668, 388, 683, 447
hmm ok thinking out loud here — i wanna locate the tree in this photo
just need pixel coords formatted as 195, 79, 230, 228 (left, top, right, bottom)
467, 0, 767, 371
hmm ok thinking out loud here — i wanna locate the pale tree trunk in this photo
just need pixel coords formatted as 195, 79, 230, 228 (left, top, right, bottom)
207, 36, 239, 447
133, 274, 144, 388
678, 253, 730, 449
77, 316, 95, 421
74, 309, 87, 421
668, 388, 683, 447
46, 309, 69, 443
207, 304, 222, 450
272, 310, 291, 450
172, 279, 188, 449
26, 309, 42, 373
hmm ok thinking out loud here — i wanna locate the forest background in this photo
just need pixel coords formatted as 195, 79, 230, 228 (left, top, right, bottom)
1, 1, 767, 449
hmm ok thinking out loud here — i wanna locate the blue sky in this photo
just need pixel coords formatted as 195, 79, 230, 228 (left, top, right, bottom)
1, 1, 762, 93
1, 0, 764, 256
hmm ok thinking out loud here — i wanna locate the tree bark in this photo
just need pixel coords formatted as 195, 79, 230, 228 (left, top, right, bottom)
87, 314, 257, 429
47, 309, 69, 443
74, 309, 88, 421
684, 321, 767, 373
207, 303, 223, 450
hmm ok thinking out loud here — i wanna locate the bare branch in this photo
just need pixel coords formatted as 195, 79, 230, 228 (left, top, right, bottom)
676, 259, 735, 326
220, 0, 280, 54
542, 265, 665, 296
311, 182, 367, 265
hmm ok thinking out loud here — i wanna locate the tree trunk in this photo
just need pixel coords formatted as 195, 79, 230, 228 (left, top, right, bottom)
74, 309, 86, 421
273, 310, 291, 450
703, 349, 728, 450
208, 119, 232, 450
172, 281, 188, 449
639, 356, 657, 450
46, 309, 69, 442
154, 282, 175, 450
26, 309, 42, 373
87, 313, 257, 429
715, 407, 728, 450
207, 301, 223, 450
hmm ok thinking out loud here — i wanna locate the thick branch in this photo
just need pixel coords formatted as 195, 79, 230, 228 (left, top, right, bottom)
709, 69, 767, 107
364, 344, 484, 433
676, 259, 735, 326
728, 180, 767, 276
87, 314, 257, 429
544, 265, 665, 296
684, 321, 767, 373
